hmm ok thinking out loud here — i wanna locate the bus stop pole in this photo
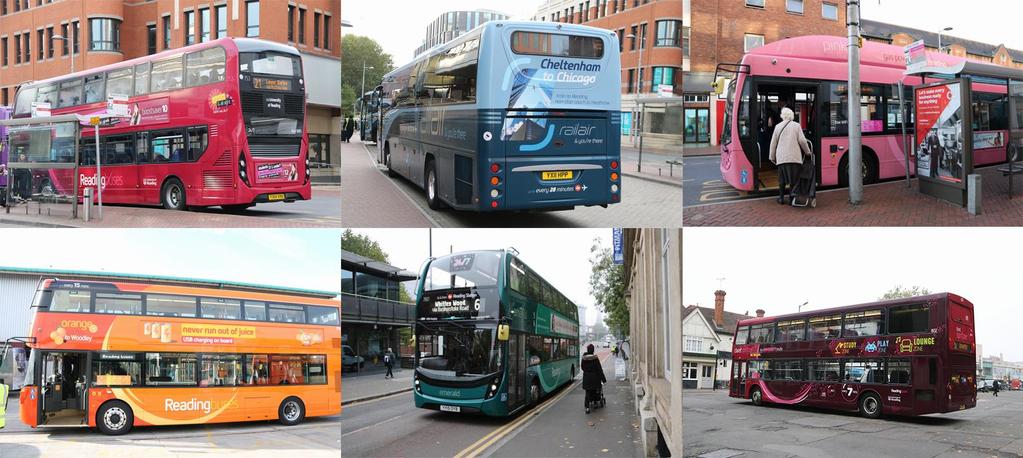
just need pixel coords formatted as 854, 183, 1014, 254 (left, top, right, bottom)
898, 81, 911, 187
638, 102, 644, 173
94, 124, 102, 220
847, 0, 863, 204
73, 125, 79, 219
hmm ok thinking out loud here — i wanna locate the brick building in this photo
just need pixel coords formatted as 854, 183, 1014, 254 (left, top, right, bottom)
860, 19, 1023, 69
683, 0, 845, 145
682, 290, 752, 390
533, 0, 683, 148
0, 0, 342, 166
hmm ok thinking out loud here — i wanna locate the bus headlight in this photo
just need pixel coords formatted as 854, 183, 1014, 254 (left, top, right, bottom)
485, 377, 500, 399
414, 375, 421, 393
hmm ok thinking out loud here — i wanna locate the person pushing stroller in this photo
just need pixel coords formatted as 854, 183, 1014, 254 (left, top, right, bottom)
581, 344, 606, 414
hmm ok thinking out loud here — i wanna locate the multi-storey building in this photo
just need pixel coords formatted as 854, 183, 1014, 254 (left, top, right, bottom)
0, 0, 341, 166
533, 0, 683, 148
413, 9, 508, 58
622, 228, 682, 457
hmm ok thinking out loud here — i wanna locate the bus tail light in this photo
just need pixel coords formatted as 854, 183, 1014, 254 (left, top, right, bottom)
611, 184, 619, 193
491, 201, 499, 209
610, 160, 618, 170
490, 176, 500, 186
610, 172, 619, 181
239, 152, 250, 187
304, 157, 311, 185
612, 193, 620, 202
490, 163, 501, 174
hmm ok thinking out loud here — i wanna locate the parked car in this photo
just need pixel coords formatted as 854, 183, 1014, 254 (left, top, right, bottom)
978, 379, 996, 392
342, 345, 365, 372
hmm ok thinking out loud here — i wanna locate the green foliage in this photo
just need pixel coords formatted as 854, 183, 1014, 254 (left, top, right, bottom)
589, 239, 629, 337
879, 285, 932, 300
341, 34, 394, 109
341, 84, 357, 117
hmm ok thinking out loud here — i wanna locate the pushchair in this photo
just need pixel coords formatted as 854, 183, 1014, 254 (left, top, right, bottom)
585, 385, 606, 412
791, 146, 817, 208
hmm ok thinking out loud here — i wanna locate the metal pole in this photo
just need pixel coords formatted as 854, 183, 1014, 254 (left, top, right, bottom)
95, 124, 101, 219
73, 124, 79, 219
899, 81, 911, 187
847, 0, 863, 204
638, 102, 644, 173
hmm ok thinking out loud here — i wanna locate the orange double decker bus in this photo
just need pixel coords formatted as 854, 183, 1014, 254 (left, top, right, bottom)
15, 277, 340, 435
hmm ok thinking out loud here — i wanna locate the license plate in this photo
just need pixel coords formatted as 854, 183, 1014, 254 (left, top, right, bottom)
439, 405, 461, 412
541, 171, 573, 180
267, 193, 286, 201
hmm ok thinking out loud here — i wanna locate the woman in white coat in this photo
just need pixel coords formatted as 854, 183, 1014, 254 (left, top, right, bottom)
769, 107, 813, 204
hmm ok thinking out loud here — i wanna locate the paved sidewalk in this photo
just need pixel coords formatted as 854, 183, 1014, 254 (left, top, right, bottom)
620, 144, 682, 186
339, 138, 435, 227
621, 159, 682, 186
684, 166, 1023, 226
682, 144, 719, 157
342, 368, 413, 405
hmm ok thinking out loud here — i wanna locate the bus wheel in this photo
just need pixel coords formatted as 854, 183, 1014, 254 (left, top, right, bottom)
425, 160, 443, 210
97, 401, 134, 435
278, 397, 306, 426
859, 393, 882, 419
385, 148, 397, 178
750, 387, 763, 406
838, 151, 879, 187
161, 178, 187, 210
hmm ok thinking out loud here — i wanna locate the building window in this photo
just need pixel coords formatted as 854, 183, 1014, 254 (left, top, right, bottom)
682, 26, 690, 57
22, 33, 28, 62
638, 67, 645, 92
60, 23, 68, 54
744, 33, 764, 52
146, 24, 156, 55
684, 336, 702, 352
72, 20, 79, 54
287, 5, 295, 42
746, 0, 765, 7
639, 22, 647, 50
1, 37, 6, 66
14, 33, 20, 64
184, 10, 195, 45
309, 133, 331, 165
652, 67, 676, 90
323, 15, 331, 50
627, 68, 634, 93
682, 362, 697, 379
36, 29, 42, 61
89, 18, 120, 51
46, 26, 53, 58
314, 12, 320, 47
246, 1, 259, 37
199, 8, 210, 43
655, 20, 681, 47
702, 365, 713, 378
2, 88, 7, 106
787, 0, 804, 14
162, 16, 170, 50
298, 8, 306, 44
629, 25, 637, 50
1, 0, 6, 15
617, 28, 624, 52
822, 2, 839, 20
216, 5, 227, 39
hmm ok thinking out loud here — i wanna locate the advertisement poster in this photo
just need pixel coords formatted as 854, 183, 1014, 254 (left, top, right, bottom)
915, 81, 965, 184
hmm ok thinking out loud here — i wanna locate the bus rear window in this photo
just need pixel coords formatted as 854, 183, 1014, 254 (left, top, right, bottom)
240, 52, 301, 77
510, 32, 604, 59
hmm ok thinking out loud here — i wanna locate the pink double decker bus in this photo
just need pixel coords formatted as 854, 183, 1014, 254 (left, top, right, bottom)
729, 293, 977, 418
717, 35, 1011, 192
12, 38, 310, 211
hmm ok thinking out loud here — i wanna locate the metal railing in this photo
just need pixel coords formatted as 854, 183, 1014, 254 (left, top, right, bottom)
341, 292, 416, 324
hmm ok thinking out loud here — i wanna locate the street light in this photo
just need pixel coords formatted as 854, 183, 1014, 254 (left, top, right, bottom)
51, 35, 73, 74
797, 301, 808, 312
626, 32, 646, 155
938, 26, 953, 54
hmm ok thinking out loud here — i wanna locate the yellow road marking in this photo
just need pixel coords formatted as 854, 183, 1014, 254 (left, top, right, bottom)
699, 180, 742, 202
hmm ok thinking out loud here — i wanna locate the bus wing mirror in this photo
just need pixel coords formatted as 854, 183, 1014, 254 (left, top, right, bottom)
712, 77, 728, 96
497, 324, 510, 341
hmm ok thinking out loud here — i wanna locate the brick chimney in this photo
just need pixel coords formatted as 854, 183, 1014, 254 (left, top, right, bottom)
713, 290, 726, 328
756, 309, 766, 317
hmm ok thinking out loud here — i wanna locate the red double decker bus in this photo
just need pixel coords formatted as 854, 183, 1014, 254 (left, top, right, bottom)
11, 37, 310, 211
729, 293, 976, 418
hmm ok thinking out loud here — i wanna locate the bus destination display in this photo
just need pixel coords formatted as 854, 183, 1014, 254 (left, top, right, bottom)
419, 288, 481, 320
253, 77, 292, 91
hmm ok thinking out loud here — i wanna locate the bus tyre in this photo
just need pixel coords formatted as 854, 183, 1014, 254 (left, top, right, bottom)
161, 178, 187, 210
385, 148, 397, 178
859, 393, 882, 419
425, 160, 443, 210
839, 151, 879, 187
750, 387, 763, 406
278, 397, 306, 426
97, 401, 134, 436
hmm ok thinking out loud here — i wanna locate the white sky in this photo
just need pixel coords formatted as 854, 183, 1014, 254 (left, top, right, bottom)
1, 229, 340, 294
863, 0, 1023, 50
683, 228, 1023, 362
342, 0, 545, 64
348, 228, 609, 326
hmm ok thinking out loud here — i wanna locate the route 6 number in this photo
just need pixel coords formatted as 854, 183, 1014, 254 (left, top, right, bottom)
474, 298, 481, 311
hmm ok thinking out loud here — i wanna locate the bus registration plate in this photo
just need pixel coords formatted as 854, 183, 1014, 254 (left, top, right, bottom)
541, 171, 573, 181
268, 193, 286, 201
440, 405, 461, 412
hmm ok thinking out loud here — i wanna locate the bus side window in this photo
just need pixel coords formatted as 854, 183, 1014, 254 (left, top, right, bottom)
135, 131, 150, 163
187, 126, 208, 161
135, 62, 151, 96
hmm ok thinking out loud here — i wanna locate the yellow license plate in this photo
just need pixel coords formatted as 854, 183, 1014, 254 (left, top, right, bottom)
541, 171, 573, 180
267, 193, 286, 201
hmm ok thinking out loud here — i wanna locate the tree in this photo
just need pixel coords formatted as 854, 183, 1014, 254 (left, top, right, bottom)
589, 239, 629, 338
879, 285, 931, 300
341, 35, 394, 116
341, 230, 414, 304
592, 320, 608, 339
341, 84, 357, 118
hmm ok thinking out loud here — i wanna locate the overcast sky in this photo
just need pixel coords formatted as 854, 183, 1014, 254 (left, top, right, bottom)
342, 0, 545, 65
863, 0, 1023, 50
348, 228, 609, 326
684, 228, 1023, 362
2, 229, 339, 294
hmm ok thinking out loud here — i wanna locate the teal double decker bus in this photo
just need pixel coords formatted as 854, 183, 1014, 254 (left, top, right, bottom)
413, 250, 580, 417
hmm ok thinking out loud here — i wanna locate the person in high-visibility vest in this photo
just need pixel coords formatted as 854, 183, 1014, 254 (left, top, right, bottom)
0, 381, 9, 429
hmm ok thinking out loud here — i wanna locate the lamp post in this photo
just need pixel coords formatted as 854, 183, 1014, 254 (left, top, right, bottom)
710, 344, 717, 391
797, 301, 808, 312
51, 35, 73, 74
938, 26, 953, 54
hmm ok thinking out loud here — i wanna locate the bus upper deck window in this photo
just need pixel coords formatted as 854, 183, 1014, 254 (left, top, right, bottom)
510, 32, 604, 59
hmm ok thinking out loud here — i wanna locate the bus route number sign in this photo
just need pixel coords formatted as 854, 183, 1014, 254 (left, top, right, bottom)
253, 77, 292, 91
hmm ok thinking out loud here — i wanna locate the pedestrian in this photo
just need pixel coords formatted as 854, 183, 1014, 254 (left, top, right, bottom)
611, 342, 618, 358
383, 347, 395, 379
993, 380, 1000, 397
581, 344, 606, 414
0, 378, 8, 429
769, 107, 812, 205
343, 116, 355, 142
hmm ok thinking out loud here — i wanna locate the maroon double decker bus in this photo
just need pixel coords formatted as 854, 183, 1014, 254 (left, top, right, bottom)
729, 293, 976, 418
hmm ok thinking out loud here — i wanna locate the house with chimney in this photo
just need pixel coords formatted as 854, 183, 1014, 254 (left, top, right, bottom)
682, 290, 759, 389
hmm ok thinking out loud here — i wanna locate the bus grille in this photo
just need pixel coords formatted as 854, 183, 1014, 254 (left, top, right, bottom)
203, 170, 234, 190
241, 93, 305, 116
250, 143, 301, 158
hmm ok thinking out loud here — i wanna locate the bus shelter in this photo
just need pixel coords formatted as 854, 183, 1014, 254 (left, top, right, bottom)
1, 113, 121, 219
632, 96, 683, 174
905, 61, 1023, 208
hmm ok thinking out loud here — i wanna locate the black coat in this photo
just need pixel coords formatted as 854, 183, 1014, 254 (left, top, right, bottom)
581, 353, 606, 390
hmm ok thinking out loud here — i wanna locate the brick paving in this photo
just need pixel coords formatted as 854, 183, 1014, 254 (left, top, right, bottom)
339, 139, 436, 228
684, 166, 1023, 226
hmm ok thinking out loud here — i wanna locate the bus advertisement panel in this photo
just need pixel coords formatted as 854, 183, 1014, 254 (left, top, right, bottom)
380, 21, 622, 212
18, 279, 340, 435
729, 293, 976, 419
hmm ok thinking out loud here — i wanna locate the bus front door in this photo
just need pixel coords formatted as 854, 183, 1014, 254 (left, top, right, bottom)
39, 352, 88, 426
730, 361, 747, 397
751, 81, 819, 192
506, 333, 526, 411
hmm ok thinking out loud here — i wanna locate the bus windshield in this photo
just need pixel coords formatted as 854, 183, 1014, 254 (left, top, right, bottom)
240, 52, 302, 78
416, 323, 501, 377
423, 251, 502, 292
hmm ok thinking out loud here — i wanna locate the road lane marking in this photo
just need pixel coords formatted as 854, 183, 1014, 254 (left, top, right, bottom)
343, 389, 412, 408
341, 413, 406, 438
699, 180, 744, 202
